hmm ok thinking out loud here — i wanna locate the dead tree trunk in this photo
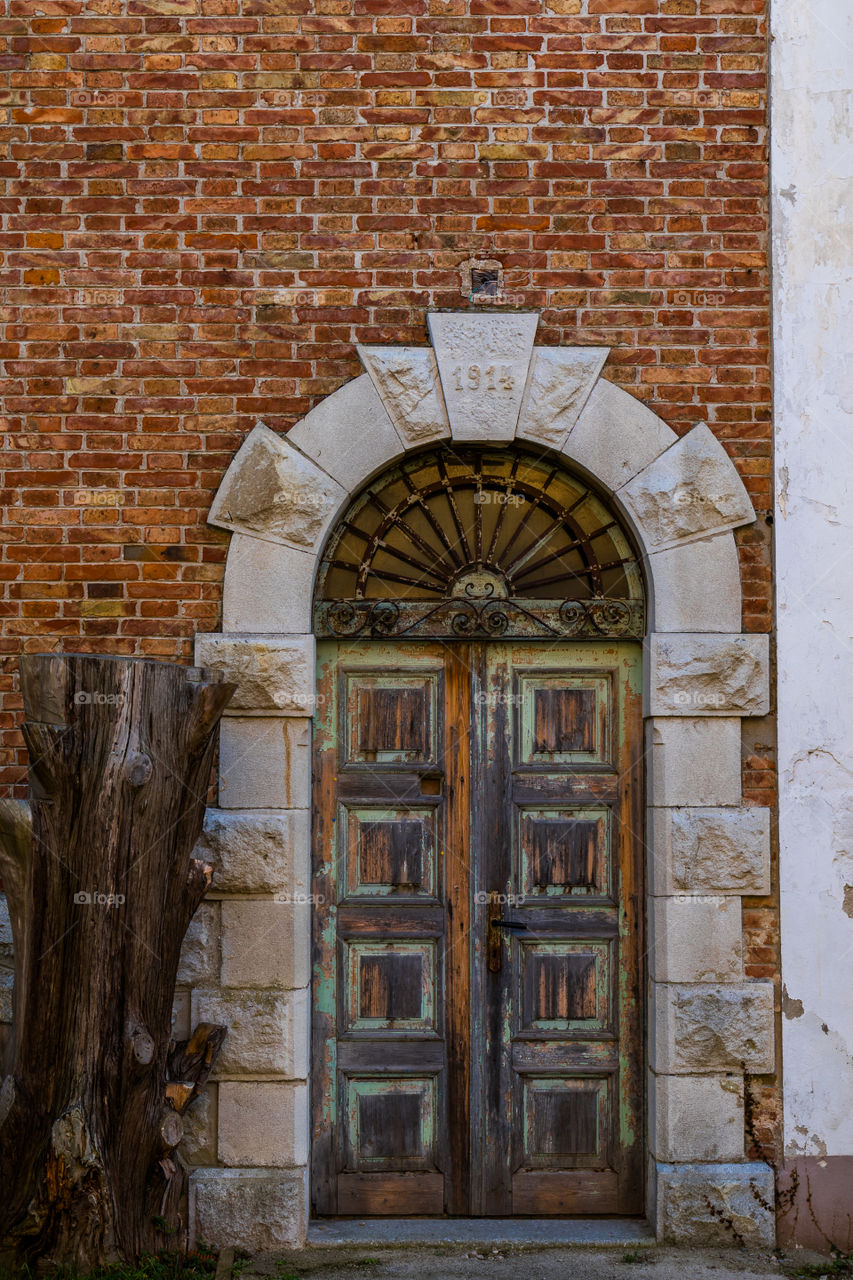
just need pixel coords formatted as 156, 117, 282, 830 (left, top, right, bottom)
0, 654, 234, 1272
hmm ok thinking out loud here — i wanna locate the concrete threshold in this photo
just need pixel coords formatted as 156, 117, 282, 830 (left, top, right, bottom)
307, 1218, 654, 1248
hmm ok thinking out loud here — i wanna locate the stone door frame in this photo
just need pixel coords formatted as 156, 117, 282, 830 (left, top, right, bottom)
189, 312, 775, 1249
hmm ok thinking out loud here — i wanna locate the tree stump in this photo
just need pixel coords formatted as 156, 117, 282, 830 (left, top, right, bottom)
0, 654, 235, 1271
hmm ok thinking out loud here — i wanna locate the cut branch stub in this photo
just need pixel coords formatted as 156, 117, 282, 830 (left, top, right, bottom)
0, 655, 235, 1272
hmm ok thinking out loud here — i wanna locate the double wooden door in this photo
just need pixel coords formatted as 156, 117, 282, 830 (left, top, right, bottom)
311, 639, 643, 1217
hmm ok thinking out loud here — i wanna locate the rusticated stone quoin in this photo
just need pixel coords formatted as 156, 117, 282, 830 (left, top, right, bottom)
189, 1168, 307, 1251
649, 807, 771, 896
647, 634, 770, 717
193, 809, 306, 895
654, 1162, 776, 1245
194, 634, 316, 714
653, 983, 775, 1074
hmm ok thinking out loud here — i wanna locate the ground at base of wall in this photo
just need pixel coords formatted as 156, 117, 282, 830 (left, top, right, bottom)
232, 1244, 829, 1280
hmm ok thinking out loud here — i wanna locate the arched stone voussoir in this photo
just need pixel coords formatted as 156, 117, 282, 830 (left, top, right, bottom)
559, 377, 678, 494
288, 372, 406, 494
357, 345, 451, 446
515, 345, 609, 448
619, 423, 756, 554
208, 422, 346, 553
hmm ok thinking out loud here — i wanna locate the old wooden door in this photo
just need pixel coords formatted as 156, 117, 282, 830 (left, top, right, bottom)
311, 638, 643, 1217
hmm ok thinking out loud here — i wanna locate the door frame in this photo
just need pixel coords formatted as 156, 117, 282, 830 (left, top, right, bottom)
199, 316, 773, 1244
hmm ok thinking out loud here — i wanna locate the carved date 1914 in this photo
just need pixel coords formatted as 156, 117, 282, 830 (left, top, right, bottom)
452, 363, 515, 393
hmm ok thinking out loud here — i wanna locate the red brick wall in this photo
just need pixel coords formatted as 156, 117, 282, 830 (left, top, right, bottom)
1, 0, 771, 787
1, 0, 777, 1151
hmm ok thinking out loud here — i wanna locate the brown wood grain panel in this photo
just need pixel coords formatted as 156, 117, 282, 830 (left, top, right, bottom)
533, 687, 595, 754
359, 953, 423, 1021
527, 818, 599, 890
359, 819, 424, 888
512, 1170, 620, 1215
359, 686, 428, 756
337, 1173, 445, 1216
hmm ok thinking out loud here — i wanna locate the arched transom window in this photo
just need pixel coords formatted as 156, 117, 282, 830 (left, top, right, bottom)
314, 445, 645, 639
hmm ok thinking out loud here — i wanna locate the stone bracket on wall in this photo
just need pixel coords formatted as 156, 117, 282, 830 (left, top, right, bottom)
191, 310, 776, 1249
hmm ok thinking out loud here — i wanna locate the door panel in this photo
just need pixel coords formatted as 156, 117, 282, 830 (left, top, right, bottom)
312, 639, 643, 1217
475, 642, 643, 1215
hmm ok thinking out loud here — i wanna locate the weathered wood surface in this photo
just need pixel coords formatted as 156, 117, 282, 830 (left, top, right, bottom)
0, 654, 234, 1271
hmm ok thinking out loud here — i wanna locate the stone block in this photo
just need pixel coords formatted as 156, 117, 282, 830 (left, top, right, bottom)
0, 971, 12, 1022
194, 634, 316, 715
649, 807, 771, 896
0, 894, 12, 969
655, 1161, 775, 1245
516, 345, 609, 448
217, 1081, 309, 1167
651, 897, 743, 983
221, 535, 315, 634
192, 987, 309, 1078
652, 982, 776, 1074
176, 903, 220, 986
288, 373, 404, 492
190, 1167, 307, 1250
217, 717, 310, 810
647, 533, 742, 633
358, 345, 451, 445
649, 718, 741, 807
621, 423, 755, 551
562, 376, 677, 491
428, 310, 539, 440
208, 422, 345, 552
646, 634, 769, 717
220, 899, 310, 990
651, 1073, 744, 1162
194, 808, 308, 895
181, 1083, 217, 1166
172, 988, 190, 1039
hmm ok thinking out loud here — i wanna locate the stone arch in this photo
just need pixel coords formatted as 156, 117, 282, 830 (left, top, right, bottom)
190, 313, 775, 1249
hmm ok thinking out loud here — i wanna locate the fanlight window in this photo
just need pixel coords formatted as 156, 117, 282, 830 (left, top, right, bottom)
314, 446, 645, 639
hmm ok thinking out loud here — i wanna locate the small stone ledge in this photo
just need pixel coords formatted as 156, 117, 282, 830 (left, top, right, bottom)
646, 633, 770, 717
189, 1166, 307, 1250
654, 1161, 775, 1245
648, 807, 771, 896
194, 634, 316, 715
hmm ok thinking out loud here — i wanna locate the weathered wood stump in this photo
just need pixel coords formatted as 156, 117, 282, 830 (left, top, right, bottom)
0, 654, 235, 1272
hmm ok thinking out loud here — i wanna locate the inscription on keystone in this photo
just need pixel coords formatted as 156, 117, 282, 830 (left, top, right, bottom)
428, 311, 539, 440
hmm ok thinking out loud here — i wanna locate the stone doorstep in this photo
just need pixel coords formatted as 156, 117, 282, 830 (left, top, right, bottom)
306, 1218, 655, 1247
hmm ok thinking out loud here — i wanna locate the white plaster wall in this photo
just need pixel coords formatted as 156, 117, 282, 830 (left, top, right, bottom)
773, 0, 853, 1157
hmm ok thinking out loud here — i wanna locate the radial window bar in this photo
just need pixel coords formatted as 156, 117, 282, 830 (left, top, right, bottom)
314, 446, 645, 639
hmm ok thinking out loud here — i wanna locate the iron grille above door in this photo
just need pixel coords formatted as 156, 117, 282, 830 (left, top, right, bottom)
313, 446, 645, 640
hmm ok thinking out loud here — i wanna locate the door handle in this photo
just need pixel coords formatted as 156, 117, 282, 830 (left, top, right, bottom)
486, 893, 528, 972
